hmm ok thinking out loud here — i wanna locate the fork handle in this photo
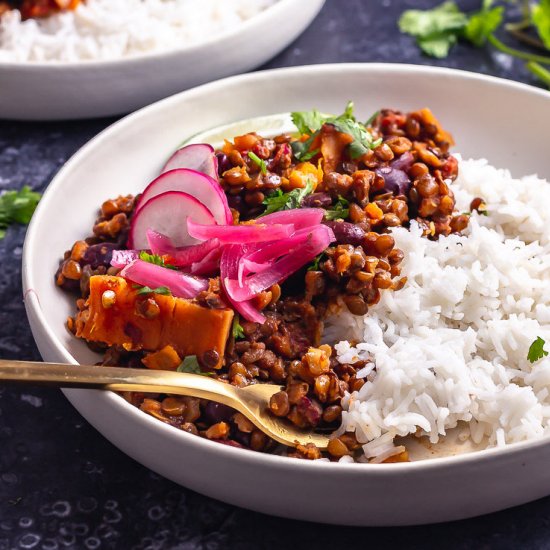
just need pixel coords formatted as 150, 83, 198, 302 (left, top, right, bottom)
0, 359, 240, 405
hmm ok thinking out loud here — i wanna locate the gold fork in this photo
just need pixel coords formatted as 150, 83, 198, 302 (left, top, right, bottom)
0, 359, 330, 449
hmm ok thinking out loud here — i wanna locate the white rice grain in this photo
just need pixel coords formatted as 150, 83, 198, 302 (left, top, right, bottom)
0, 0, 277, 62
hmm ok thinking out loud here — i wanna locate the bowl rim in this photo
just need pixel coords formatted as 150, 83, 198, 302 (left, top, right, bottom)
23, 62, 550, 476
0, 0, 323, 70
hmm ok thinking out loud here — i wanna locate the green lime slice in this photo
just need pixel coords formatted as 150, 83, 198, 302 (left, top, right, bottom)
182, 113, 296, 149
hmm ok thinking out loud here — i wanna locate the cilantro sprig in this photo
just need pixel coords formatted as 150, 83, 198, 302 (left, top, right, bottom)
177, 355, 215, 377
139, 250, 177, 270
0, 186, 41, 239
248, 152, 267, 175
528, 336, 548, 363
261, 179, 315, 215
232, 315, 245, 339
132, 284, 172, 296
290, 101, 382, 161
324, 196, 350, 221
398, 0, 550, 88
307, 253, 325, 271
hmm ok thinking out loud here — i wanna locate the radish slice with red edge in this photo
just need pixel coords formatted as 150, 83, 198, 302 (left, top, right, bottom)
120, 259, 208, 299
260, 208, 324, 229
220, 244, 265, 324
135, 168, 232, 226
128, 190, 216, 249
111, 249, 140, 269
225, 225, 335, 302
187, 219, 294, 244
161, 144, 218, 180
146, 228, 220, 268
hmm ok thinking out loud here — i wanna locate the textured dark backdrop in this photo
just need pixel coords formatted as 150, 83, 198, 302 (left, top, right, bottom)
1, 1, 549, 548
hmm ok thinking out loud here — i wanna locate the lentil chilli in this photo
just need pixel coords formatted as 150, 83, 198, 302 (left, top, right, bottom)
56, 103, 469, 462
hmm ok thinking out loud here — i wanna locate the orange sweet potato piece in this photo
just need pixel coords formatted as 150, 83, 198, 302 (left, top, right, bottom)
320, 124, 353, 173
75, 276, 233, 367
142, 345, 181, 371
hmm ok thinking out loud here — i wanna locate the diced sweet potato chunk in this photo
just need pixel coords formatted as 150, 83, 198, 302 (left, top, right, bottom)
75, 275, 233, 367
142, 345, 181, 371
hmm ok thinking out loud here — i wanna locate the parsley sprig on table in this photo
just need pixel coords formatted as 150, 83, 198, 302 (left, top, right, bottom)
399, 0, 550, 88
290, 101, 382, 161
0, 186, 41, 239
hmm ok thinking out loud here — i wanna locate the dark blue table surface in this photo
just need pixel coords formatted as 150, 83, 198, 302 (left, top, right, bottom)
1, 1, 549, 548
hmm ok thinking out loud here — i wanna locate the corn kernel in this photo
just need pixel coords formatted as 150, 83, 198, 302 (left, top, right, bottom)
101, 290, 116, 309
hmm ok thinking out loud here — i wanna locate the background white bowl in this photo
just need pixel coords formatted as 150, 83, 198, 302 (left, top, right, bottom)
0, 0, 324, 120
23, 64, 550, 526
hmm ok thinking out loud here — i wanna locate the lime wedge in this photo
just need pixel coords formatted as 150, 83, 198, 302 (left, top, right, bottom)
183, 113, 296, 149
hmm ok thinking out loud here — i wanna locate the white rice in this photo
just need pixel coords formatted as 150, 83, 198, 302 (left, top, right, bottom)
0, 0, 277, 62
327, 156, 550, 462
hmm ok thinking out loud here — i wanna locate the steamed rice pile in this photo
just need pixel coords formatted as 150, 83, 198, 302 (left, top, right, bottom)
328, 157, 550, 463
0, 0, 277, 62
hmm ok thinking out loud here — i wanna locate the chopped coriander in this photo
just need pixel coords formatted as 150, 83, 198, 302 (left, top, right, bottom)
139, 250, 177, 270
261, 178, 315, 215
528, 336, 548, 363
134, 285, 172, 296
232, 315, 245, 339
324, 196, 350, 221
307, 253, 325, 271
290, 101, 381, 161
248, 151, 267, 175
291, 108, 331, 135
0, 186, 41, 240
177, 355, 215, 376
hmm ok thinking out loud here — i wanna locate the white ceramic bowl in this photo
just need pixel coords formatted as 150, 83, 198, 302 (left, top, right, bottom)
23, 64, 550, 526
0, 0, 324, 120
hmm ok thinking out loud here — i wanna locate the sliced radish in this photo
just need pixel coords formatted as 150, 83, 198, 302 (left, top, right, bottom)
128, 191, 216, 249
161, 144, 218, 180
135, 169, 232, 226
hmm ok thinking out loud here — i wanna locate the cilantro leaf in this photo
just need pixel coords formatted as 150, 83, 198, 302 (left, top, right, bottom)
248, 151, 267, 175
528, 336, 549, 364
0, 186, 41, 239
399, 1, 468, 58
232, 315, 245, 339
134, 285, 172, 296
261, 179, 315, 215
418, 33, 459, 58
291, 109, 331, 135
464, 0, 504, 47
139, 250, 177, 270
307, 253, 325, 272
290, 101, 381, 161
533, 0, 550, 49
291, 134, 318, 161
177, 355, 215, 376
324, 196, 350, 221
